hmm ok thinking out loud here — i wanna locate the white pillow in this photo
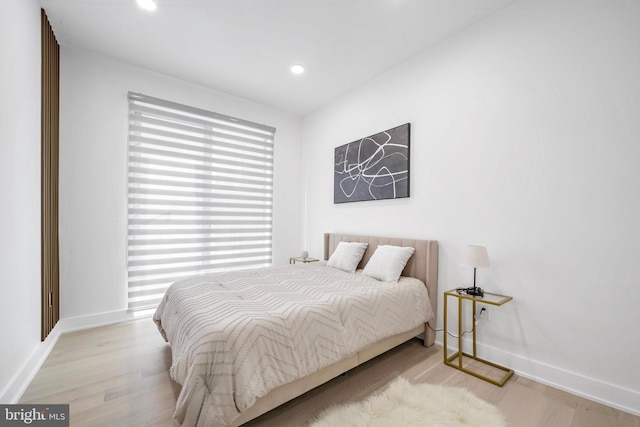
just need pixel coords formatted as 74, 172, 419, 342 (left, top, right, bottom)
327, 241, 368, 273
363, 245, 415, 282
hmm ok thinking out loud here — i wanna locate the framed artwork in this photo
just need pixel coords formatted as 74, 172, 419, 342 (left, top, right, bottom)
334, 123, 410, 204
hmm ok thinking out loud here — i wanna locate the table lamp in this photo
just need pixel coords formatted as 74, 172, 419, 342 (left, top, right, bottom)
461, 245, 489, 297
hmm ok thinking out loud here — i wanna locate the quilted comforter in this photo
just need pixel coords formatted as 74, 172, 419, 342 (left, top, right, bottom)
153, 262, 433, 427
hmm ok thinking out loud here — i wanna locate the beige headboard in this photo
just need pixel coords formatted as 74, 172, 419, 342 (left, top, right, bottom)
324, 233, 439, 329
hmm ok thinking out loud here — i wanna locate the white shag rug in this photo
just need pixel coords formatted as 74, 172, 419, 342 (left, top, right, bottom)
309, 377, 508, 427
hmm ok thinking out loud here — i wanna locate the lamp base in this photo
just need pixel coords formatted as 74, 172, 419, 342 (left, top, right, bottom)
465, 287, 484, 297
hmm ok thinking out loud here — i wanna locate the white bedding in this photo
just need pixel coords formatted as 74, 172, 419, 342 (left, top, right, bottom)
153, 262, 434, 427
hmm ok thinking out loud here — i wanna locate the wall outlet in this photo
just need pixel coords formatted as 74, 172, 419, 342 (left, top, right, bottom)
479, 307, 489, 320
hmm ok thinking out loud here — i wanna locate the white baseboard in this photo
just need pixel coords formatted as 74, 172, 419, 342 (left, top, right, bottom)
0, 324, 62, 404
435, 335, 640, 417
57, 309, 136, 333
0, 309, 136, 404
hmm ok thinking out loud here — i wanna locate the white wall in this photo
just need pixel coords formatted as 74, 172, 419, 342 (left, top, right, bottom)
59, 47, 303, 319
302, 0, 640, 414
0, 0, 42, 401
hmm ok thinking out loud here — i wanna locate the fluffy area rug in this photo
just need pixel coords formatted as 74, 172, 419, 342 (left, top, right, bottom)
309, 377, 508, 427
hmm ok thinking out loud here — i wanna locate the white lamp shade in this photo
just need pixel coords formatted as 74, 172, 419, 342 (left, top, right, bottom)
461, 245, 490, 268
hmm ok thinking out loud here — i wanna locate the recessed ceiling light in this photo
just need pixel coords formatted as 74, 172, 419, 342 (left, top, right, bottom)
291, 65, 305, 75
136, 0, 157, 11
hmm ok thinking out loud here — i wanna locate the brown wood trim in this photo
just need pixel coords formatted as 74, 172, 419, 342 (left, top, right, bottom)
41, 9, 60, 341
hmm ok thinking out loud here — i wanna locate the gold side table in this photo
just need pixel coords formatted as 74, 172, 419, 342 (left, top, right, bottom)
443, 288, 514, 386
289, 257, 319, 264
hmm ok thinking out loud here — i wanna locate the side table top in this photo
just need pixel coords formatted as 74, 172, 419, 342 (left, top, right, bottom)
290, 257, 319, 263
444, 288, 512, 306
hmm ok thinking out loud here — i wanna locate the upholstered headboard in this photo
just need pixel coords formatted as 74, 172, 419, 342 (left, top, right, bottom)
324, 233, 439, 337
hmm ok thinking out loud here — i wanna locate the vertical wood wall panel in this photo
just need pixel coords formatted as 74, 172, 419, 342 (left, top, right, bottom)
41, 10, 60, 341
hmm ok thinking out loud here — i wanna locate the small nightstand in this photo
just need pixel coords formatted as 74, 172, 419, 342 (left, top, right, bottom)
443, 288, 514, 386
289, 257, 319, 264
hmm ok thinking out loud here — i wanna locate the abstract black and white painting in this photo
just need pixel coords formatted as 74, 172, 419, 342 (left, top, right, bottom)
334, 123, 410, 204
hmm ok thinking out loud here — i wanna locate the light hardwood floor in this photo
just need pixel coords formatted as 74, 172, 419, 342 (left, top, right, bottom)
21, 319, 639, 427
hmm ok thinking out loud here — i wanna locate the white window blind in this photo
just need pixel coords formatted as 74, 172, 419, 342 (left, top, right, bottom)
127, 92, 275, 311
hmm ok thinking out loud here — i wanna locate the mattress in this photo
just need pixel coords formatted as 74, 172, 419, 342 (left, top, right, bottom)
153, 262, 434, 427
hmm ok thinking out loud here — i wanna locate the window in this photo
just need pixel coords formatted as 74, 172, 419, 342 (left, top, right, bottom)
126, 93, 275, 311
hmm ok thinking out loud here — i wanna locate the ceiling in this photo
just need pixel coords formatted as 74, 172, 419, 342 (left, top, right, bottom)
40, 0, 514, 116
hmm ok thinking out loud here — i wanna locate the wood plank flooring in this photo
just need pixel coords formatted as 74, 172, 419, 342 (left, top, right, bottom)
20, 319, 639, 427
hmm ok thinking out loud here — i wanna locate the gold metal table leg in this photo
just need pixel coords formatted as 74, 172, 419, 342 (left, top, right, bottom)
472, 299, 477, 357
457, 295, 462, 369
443, 293, 448, 363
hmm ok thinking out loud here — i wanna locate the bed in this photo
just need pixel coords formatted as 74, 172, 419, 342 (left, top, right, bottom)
153, 233, 438, 427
